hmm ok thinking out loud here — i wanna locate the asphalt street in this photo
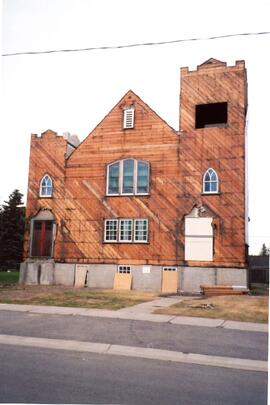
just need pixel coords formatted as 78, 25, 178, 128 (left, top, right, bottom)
0, 310, 267, 361
0, 344, 267, 404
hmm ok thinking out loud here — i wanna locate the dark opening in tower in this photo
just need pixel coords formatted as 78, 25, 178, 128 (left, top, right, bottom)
195, 102, 227, 128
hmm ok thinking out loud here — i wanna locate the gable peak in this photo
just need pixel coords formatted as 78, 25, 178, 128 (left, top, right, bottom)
199, 58, 226, 67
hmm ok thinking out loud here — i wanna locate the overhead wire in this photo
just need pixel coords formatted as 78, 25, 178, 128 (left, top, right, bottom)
2, 31, 270, 57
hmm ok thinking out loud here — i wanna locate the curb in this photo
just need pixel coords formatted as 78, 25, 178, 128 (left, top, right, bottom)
0, 303, 268, 333
0, 334, 267, 373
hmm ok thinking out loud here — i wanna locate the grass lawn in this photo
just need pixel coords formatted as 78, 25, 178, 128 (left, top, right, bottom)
155, 294, 269, 323
0, 284, 158, 310
0, 271, 19, 285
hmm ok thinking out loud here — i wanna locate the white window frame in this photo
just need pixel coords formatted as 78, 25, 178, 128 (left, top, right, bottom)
104, 218, 148, 243
123, 108, 135, 129
203, 168, 219, 194
106, 161, 120, 196
104, 219, 118, 242
119, 219, 133, 242
39, 174, 53, 197
106, 159, 149, 196
163, 267, 177, 271
134, 219, 148, 243
118, 265, 131, 274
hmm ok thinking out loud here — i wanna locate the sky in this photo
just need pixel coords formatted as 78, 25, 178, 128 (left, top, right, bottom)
1, 0, 270, 254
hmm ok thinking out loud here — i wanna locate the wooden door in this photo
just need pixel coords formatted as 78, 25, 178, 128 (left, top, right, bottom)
161, 267, 178, 294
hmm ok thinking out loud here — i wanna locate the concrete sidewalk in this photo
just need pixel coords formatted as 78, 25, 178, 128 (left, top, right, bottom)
0, 298, 268, 333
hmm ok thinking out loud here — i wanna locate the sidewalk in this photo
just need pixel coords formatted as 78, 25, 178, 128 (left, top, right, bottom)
0, 297, 267, 333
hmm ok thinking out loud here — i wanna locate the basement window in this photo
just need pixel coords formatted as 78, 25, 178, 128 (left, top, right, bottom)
118, 265, 131, 274
195, 102, 227, 129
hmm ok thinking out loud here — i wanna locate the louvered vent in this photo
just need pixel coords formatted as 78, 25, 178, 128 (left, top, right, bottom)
123, 108, 134, 129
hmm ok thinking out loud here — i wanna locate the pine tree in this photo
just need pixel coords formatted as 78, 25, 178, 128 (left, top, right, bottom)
0, 190, 25, 269
259, 243, 269, 256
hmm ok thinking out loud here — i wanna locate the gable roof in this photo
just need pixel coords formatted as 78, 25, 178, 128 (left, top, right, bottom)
67, 89, 177, 160
199, 58, 226, 67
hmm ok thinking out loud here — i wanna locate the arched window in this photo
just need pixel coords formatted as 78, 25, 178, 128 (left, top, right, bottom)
39, 174, 53, 197
203, 168, 218, 193
107, 159, 149, 195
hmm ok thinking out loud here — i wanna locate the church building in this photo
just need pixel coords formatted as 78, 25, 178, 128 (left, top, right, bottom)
20, 58, 248, 293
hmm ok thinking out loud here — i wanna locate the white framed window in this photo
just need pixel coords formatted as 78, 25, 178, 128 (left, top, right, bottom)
107, 162, 120, 195
123, 108, 134, 129
163, 267, 177, 271
107, 159, 149, 196
104, 219, 118, 242
119, 219, 133, 242
39, 174, 53, 197
134, 219, 148, 242
118, 265, 131, 274
203, 168, 218, 194
104, 219, 148, 243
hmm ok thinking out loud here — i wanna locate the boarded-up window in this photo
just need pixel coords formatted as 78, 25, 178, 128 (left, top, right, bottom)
185, 217, 213, 261
31, 220, 54, 257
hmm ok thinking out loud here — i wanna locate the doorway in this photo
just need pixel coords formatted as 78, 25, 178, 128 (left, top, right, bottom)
31, 220, 54, 257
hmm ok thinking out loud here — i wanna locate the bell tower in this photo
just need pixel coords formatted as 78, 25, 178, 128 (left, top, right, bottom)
179, 59, 248, 270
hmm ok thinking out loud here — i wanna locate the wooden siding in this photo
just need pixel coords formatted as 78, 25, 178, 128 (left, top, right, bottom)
24, 59, 247, 268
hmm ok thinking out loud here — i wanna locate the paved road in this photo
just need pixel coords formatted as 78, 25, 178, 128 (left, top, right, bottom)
0, 310, 267, 360
0, 344, 267, 404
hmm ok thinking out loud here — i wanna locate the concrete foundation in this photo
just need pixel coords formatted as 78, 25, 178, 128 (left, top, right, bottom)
19, 261, 248, 293
87, 264, 116, 288
179, 267, 248, 293
55, 263, 75, 286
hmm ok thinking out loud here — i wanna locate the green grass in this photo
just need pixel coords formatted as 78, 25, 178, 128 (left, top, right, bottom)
0, 271, 19, 285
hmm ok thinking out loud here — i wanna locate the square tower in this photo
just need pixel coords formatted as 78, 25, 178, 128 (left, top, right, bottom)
179, 59, 248, 274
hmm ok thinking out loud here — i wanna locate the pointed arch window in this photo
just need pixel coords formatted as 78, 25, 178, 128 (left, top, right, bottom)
107, 159, 149, 195
39, 175, 53, 197
203, 168, 218, 194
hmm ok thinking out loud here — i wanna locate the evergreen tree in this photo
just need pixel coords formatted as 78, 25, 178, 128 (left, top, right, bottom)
0, 190, 25, 269
259, 243, 269, 256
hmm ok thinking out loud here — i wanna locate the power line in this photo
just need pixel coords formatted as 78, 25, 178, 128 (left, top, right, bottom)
2, 31, 270, 57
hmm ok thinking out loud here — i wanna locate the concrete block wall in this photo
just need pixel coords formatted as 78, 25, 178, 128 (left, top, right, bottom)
19, 261, 248, 293
179, 266, 248, 293
131, 265, 162, 291
87, 264, 116, 288
55, 263, 75, 286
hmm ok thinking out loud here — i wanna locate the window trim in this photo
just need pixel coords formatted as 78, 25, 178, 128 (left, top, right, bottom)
106, 159, 150, 196
39, 174, 53, 198
104, 219, 118, 243
104, 218, 148, 243
119, 219, 133, 243
202, 168, 219, 194
134, 219, 149, 243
